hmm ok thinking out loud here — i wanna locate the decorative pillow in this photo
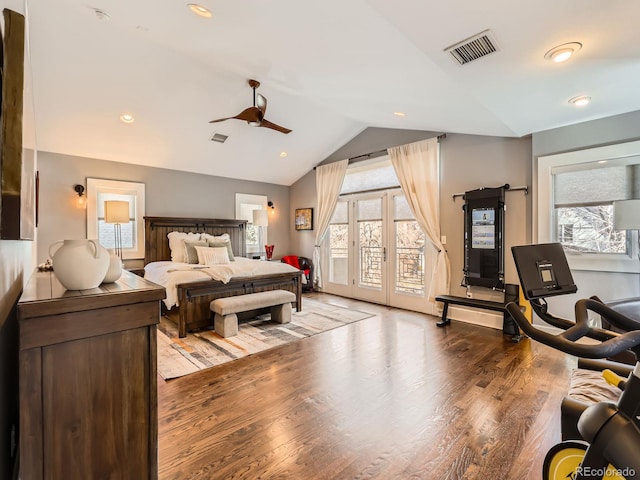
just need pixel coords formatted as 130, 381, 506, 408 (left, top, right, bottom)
195, 246, 231, 265
167, 232, 201, 263
201, 233, 230, 243
208, 241, 235, 261
184, 240, 209, 264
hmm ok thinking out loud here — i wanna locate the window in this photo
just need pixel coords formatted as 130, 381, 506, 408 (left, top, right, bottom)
537, 140, 640, 272
553, 165, 631, 254
86, 179, 145, 260
340, 155, 400, 195
235, 193, 267, 256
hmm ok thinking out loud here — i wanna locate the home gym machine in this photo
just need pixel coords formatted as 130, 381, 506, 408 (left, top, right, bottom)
507, 242, 640, 480
436, 184, 526, 341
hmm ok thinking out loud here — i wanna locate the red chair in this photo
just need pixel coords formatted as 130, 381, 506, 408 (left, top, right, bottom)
281, 255, 313, 292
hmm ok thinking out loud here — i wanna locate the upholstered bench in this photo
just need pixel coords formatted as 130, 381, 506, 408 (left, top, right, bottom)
210, 290, 296, 338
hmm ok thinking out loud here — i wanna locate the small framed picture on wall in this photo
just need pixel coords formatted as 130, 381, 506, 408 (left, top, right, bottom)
295, 208, 313, 231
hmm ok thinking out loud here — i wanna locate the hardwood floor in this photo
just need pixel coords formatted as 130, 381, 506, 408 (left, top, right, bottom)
158, 293, 575, 479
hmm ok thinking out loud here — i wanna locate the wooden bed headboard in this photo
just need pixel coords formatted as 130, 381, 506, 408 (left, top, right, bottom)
144, 216, 247, 265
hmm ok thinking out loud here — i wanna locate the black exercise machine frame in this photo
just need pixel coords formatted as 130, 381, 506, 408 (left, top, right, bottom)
436, 184, 528, 341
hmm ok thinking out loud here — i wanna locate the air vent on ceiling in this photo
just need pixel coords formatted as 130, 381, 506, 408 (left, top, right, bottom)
210, 132, 228, 143
444, 30, 500, 66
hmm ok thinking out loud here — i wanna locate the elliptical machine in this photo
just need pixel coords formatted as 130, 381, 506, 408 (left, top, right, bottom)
507, 243, 640, 480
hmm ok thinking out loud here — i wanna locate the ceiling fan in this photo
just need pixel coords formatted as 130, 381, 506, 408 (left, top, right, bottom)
209, 79, 292, 134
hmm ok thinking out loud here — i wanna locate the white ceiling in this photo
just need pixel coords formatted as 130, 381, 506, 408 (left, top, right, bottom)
21, 0, 640, 185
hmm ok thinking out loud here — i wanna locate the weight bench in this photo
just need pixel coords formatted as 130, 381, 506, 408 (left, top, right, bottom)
435, 292, 523, 341
210, 290, 296, 338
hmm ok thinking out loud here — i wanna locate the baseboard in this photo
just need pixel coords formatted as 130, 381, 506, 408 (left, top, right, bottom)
448, 305, 503, 330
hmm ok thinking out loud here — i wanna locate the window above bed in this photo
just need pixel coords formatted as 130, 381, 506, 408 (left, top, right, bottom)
87, 178, 146, 260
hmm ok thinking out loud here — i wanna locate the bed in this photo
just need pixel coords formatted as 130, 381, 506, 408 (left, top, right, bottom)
144, 216, 303, 337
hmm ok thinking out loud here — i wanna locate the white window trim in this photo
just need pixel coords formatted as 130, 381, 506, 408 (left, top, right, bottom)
86, 178, 146, 260
537, 140, 640, 273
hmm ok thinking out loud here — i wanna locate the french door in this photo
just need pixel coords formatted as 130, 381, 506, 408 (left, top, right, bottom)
322, 190, 433, 313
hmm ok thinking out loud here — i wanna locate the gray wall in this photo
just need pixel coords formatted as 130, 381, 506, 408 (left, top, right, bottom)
531, 110, 640, 318
289, 169, 316, 257
440, 134, 532, 300
37, 151, 292, 267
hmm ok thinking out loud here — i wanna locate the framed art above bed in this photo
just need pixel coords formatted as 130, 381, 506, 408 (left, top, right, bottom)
144, 216, 303, 337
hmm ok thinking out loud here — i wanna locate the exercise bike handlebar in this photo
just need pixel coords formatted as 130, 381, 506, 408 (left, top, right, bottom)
506, 299, 640, 360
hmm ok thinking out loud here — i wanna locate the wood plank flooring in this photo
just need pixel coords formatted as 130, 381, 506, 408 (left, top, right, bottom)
158, 293, 575, 479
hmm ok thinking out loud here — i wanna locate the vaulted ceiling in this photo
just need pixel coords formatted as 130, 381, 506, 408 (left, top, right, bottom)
20, 0, 640, 185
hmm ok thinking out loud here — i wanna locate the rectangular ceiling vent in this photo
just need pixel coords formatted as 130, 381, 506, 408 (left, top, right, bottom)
444, 30, 500, 66
210, 132, 228, 143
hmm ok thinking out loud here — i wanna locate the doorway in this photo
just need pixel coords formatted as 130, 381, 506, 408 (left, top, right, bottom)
322, 189, 434, 313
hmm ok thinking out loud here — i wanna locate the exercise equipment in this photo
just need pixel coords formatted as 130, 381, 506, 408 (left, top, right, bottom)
462, 186, 506, 290
437, 184, 523, 339
507, 243, 640, 480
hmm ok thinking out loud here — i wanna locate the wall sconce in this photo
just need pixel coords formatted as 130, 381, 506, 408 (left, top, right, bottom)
268, 201, 275, 214
74, 184, 86, 209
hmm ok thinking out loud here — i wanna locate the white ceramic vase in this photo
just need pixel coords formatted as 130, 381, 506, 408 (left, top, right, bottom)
103, 253, 123, 283
49, 239, 110, 290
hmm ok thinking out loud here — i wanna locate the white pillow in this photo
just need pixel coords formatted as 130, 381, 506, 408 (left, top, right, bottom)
195, 245, 231, 265
167, 231, 201, 263
201, 233, 230, 243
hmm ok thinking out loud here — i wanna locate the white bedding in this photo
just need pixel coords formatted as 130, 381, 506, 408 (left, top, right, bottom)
144, 257, 304, 309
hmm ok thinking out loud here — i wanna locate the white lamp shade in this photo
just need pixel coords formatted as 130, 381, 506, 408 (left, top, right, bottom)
104, 201, 130, 224
613, 199, 640, 230
253, 209, 269, 227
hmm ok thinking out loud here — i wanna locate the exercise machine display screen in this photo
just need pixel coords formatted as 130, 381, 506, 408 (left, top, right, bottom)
471, 208, 495, 249
511, 243, 577, 300
536, 261, 557, 287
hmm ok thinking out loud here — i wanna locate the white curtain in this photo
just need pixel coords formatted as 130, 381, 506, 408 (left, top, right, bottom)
313, 159, 349, 289
388, 138, 450, 312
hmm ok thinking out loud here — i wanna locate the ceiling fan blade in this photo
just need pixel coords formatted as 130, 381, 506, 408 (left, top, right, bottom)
208, 116, 235, 124
256, 93, 267, 115
209, 107, 261, 124
233, 106, 262, 123
260, 118, 292, 134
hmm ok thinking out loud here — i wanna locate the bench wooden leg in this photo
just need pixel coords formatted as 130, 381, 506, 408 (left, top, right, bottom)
215, 313, 238, 337
436, 302, 451, 327
271, 303, 292, 324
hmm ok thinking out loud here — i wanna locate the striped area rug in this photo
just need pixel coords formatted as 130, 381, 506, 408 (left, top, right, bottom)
157, 297, 375, 380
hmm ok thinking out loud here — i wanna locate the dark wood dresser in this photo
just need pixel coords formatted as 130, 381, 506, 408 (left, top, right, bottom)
17, 270, 166, 480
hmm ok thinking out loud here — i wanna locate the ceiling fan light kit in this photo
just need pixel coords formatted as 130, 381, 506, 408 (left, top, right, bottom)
209, 79, 292, 134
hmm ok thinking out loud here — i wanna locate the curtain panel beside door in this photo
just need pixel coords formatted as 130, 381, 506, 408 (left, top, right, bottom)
388, 138, 450, 313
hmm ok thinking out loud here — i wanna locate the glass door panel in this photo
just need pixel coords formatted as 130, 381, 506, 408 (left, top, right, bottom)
328, 224, 349, 285
388, 193, 430, 313
353, 196, 387, 303
322, 200, 351, 296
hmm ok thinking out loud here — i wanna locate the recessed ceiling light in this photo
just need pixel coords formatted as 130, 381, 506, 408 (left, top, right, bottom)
569, 95, 591, 107
187, 4, 212, 18
120, 114, 135, 123
279, 151, 288, 158
393, 112, 406, 117
544, 42, 582, 63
